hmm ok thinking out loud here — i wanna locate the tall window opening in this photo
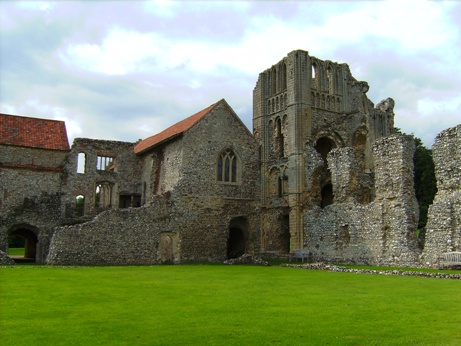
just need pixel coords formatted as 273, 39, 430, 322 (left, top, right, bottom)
282, 63, 287, 91
75, 195, 85, 216
276, 118, 284, 158
97, 156, 115, 171
217, 149, 237, 183
77, 153, 86, 173
327, 66, 333, 94
95, 182, 113, 209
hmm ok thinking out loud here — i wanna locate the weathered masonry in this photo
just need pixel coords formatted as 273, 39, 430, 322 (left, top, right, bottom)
0, 114, 70, 263
1, 49, 459, 267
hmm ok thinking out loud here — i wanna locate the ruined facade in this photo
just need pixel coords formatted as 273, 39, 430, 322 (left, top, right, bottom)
0, 114, 70, 263
253, 50, 420, 265
1, 50, 459, 267
45, 99, 260, 265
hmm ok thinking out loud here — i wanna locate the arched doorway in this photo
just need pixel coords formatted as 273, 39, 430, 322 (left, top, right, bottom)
160, 235, 174, 263
227, 217, 248, 259
8, 225, 39, 262
227, 228, 245, 259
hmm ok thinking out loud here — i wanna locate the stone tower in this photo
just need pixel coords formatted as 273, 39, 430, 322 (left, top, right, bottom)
253, 50, 394, 254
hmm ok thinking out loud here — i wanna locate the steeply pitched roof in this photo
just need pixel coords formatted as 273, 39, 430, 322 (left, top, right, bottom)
0, 113, 70, 151
134, 100, 221, 155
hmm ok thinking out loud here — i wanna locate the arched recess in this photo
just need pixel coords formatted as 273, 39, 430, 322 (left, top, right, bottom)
8, 224, 39, 262
275, 117, 284, 158
314, 136, 338, 162
313, 134, 342, 208
321, 183, 334, 208
227, 217, 248, 259
159, 232, 179, 264
269, 166, 280, 196
160, 235, 174, 263
352, 126, 368, 170
281, 214, 290, 254
281, 62, 287, 91
271, 67, 277, 94
95, 181, 113, 209
75, 194, 85, 216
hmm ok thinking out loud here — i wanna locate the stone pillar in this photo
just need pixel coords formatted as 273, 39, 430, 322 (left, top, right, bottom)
327, 147, 359, 203
423, 125, 461, 266
372, 134, 420, 265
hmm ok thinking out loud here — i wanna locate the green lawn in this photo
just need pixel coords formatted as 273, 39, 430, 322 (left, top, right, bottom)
1, 265, 460, 345
7, 248, 24, 256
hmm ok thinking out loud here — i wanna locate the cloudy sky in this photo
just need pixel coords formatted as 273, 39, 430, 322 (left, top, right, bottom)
1, 0, 460, 148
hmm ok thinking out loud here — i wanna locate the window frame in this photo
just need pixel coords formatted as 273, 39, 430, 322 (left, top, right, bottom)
216, 148, 241, 185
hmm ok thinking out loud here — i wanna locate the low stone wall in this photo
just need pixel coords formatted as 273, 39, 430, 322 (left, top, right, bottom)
47, 196, 170, 265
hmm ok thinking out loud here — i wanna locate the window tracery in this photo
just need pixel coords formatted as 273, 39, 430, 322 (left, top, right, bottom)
217, 149, 238, 183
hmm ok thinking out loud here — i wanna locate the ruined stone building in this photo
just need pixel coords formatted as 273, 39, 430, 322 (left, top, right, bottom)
1, 50, 459, 267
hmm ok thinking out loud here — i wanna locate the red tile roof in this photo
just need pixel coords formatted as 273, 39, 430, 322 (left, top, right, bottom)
134, 100, 221, 155
2, 162, 63, 172
0, 113, 70, 151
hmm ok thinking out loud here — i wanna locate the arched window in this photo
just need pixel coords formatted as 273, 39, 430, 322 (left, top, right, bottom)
77, 153, 86, 173
276, 118, 284, 158
281, 62, 287, 91
217, 149, 238, 183
95, 182, 113, 209
75, 195, 85, 216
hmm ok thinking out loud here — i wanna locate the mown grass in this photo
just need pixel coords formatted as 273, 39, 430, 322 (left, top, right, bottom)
1, 265, 460, 345
7, 248, 24, 256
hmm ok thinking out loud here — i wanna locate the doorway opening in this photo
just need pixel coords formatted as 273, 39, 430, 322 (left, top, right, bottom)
8, 226, 38, 262
227, 217, 248, 259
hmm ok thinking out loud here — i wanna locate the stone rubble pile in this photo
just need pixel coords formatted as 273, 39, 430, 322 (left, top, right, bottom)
281, 263, 461, 280
224, 254, 270, 266
0, 250, 15, 265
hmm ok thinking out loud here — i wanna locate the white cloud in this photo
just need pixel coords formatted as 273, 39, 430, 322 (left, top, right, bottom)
417, 95, 461, 118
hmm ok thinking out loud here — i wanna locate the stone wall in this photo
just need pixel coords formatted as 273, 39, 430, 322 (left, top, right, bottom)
48, 100, 262, 265
47, 195, 170, 265
302, 134, 420, 267
0, 144, 68, 263
64, 138, 142, 218
422, 125, 461, 266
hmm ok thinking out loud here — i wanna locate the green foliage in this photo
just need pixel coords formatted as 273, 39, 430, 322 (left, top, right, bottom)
1, 265, 460, 345
394, 128, 437, 229
75, 196, 84, 216
8, 235, 25, 248
413, 137, 437, 228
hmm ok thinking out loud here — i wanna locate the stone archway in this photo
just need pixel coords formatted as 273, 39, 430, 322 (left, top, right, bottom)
8, 225, 39, 262
227, 217, 248, 259
227, 228, 245, 259
160, 235, 174, 263
159, 232, 179, 264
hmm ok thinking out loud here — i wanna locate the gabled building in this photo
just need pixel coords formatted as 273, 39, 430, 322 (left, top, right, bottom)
46, 99, 260, 264
0, 114, 70, 261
